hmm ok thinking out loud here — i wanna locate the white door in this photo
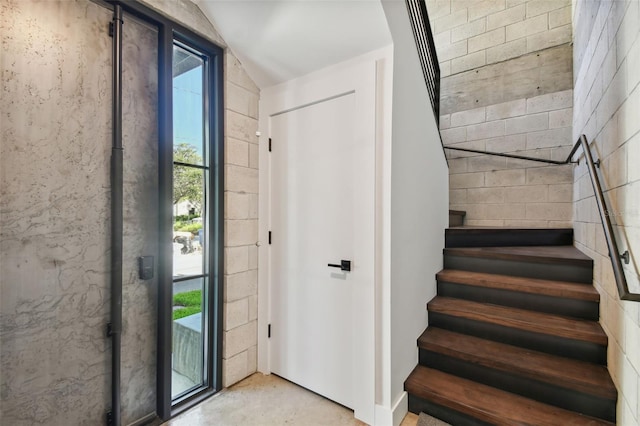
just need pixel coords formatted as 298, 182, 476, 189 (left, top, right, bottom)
269, 86, 375, 414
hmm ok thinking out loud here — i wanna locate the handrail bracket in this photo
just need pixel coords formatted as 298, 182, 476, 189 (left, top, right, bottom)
621, 251, 630, 265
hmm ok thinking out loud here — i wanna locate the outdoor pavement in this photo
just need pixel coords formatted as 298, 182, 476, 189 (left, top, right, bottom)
173, 243, 204, 295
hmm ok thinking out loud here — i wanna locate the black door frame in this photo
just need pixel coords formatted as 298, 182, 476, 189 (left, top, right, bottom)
107, 1, 224, 420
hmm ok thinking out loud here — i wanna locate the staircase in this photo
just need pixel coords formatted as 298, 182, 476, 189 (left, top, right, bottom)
405, 225, 617, 425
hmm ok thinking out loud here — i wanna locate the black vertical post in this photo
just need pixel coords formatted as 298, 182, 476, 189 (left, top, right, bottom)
156, 23, 174, 420
211, 47, 225, 395
110, 4, 123, 426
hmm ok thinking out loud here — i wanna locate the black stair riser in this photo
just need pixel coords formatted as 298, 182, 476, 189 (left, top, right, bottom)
429, 312, 607, 364
444, 254, 593, 283
437, 281, 599, 320
445, 229, 573, 248
407, 394, 492, 426
419, 350, 616, 422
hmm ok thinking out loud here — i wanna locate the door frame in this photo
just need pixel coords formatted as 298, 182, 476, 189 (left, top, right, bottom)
258, 55, 379, 424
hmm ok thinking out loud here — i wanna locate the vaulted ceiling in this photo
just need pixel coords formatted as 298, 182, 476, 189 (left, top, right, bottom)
196, 0, 392, 88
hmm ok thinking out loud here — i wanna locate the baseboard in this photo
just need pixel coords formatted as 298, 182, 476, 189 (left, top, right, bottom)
375, 391, 408, 426
392, 392, 409, 426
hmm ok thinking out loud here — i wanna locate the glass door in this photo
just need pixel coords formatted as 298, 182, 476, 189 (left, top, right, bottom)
114, 3, 224, 418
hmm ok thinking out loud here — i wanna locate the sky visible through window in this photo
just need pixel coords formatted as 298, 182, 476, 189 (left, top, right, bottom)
173, 66, 204, 160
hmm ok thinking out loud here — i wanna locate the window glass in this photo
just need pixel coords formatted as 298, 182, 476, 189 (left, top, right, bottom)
171, 44, 208, 399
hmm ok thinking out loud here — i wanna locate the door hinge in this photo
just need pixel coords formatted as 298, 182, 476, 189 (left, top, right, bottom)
106, 410, 113, 426
268, 138, 272, 152
268, 324, 271, 338
106, 322, 113, 338
108, 22, 114, 38
268, 231, 272, 245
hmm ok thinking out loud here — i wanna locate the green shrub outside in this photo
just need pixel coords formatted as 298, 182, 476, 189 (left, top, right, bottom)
173, 213, 203, 233
175, 213, 200, 222
173, 222, 203, 234
173, 289, 202, 320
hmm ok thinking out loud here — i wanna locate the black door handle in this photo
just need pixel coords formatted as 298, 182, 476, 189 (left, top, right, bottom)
328, 260, 351, 272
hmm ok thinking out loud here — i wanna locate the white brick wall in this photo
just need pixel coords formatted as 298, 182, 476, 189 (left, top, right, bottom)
223, 51, 260, 387
573, 0, 640, 423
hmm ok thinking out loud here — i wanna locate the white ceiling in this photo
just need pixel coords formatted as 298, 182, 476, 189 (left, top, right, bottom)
196, 0, 392, 88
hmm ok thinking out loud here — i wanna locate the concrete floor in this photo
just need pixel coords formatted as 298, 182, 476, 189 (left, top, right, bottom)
163, 373, 438, 426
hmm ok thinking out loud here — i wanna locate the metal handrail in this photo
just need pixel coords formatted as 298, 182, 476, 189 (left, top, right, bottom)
406, 0, 440, 123
445, 137, 584, 165
578, 136, 638, 301
448, 135, 638, 301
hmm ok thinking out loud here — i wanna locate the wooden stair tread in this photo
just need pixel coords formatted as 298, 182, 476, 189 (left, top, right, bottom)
444, 245, 593, 266
428, 297, 607, 345
419, 328, 616, 400
406, 366, 614, 426
437, 269, 600, 301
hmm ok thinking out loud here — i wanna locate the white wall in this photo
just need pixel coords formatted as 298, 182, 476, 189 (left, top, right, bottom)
572, 0, 640, 423
197, 0, 392, 87
253, 2, 447, 425
382, 1, 449, 424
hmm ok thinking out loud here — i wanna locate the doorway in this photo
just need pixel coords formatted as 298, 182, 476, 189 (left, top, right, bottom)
265, 59, 377, 423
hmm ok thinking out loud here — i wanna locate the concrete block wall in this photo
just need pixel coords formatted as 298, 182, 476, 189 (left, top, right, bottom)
427, 0, 574, 226
443, 90, 574, 226
430, 0, 572, 77
222, 52, 260, 387
572, 0, 640, 423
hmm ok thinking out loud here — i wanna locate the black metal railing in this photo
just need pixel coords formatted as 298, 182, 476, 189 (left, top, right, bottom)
579, 137, 637, 301
405, 3, 635, 299
446, 141, 583, 165
406, 0, 440, 123
447, 136, 638, 301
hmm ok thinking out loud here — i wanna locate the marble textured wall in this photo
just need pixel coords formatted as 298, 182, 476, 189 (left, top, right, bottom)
1, 0, 260, 424
120, 15, 159, 425
0, 1, 113, 424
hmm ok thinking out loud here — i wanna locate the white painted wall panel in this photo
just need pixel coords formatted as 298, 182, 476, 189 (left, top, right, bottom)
382, 2, 449, 424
